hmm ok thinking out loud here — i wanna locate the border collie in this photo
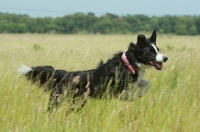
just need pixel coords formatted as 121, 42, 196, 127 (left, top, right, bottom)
18, 30, 168, 109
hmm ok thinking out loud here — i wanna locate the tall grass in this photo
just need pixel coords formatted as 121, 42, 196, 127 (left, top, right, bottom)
0, 34, 200, 132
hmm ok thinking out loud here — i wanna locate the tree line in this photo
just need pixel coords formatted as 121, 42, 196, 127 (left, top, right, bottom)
0, 12, 200, 35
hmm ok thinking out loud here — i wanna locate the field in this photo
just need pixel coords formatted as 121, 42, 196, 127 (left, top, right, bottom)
0, 33, 200, 132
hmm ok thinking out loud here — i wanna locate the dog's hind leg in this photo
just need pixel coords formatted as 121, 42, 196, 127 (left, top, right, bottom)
81, 86, 90, 108
48, 85, 63, 111
71, 73, 91, 110
48, 74, 68, 111
81, 74, 91, 108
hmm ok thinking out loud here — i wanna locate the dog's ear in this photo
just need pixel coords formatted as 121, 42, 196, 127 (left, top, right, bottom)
137, 35, 147, 49
150, 30, 157, 43
129, 42, 137, 50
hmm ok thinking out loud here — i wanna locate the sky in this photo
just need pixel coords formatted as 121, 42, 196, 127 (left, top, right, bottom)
0, 0, 200, 18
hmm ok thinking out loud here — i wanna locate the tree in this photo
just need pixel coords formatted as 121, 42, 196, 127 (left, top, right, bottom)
174, 16, 197, 35
93, 14, 113, 34
195, 16, 200, 34
0, 12, 199, 35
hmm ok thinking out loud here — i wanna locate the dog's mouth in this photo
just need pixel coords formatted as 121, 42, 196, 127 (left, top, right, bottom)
149, 61, 162, 70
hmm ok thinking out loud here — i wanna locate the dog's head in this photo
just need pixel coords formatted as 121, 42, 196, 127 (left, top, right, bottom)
127, 30, 168, 70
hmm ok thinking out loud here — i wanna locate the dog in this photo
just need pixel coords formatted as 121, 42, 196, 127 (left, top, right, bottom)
18, 30, 168, 109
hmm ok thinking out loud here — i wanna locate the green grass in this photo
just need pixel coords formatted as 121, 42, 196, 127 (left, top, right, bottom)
0, 34, 200, 132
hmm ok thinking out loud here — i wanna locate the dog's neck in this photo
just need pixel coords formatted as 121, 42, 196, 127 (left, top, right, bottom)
121, 51, 139, 74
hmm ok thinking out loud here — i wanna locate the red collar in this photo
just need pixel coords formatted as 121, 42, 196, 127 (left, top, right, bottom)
121, 51, 137, 74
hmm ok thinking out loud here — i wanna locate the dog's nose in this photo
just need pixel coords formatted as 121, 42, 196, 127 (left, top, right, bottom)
163, 56, 168, 62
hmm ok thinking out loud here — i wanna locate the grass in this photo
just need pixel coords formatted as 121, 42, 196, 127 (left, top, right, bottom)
0, 33, 200, 132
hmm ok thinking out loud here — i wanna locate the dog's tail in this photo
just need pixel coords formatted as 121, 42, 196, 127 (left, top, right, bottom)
18, 64, 68, 86
18, 64, 33, 75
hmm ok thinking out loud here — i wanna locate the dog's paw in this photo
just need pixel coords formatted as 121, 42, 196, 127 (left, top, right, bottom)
120, 90, 129, 101
137, 79, 150, 87
120, 89, 141, 101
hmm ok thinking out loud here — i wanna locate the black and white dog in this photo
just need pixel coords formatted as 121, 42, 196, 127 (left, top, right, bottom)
18, 30, 168, 109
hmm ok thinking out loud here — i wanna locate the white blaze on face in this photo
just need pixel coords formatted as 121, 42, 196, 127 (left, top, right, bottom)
151, 44, 165, 62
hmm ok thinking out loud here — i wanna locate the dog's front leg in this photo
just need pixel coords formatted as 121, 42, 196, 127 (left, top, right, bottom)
120, 69, 150, 101
137, 69, 150, 97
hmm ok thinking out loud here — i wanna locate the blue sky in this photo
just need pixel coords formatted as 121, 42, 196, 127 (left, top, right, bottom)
0, 0, 199, 17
